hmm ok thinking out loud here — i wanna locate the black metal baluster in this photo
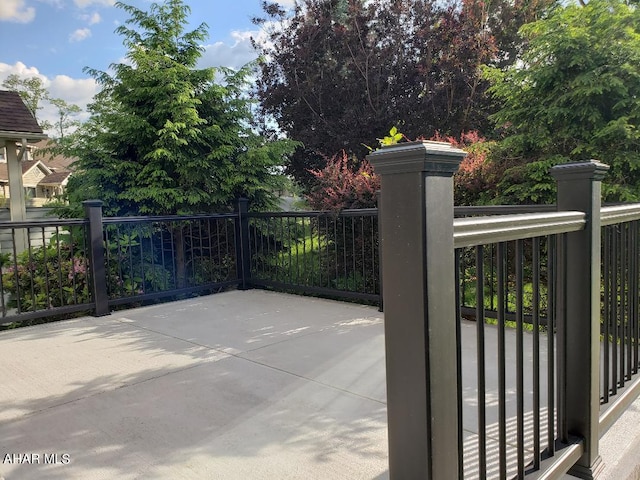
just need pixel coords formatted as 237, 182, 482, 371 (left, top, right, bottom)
139, 224, 146, 293
11, 229, 22, 313
41, 227, 50, 309
188, 221, 195, 287
70, 226, 79, 304
293, 217, 300, 285
348, 217, 355, 292
619, 223, 628, 388
532, 237, 541, 469
206, 219, 214, 284
301, 216, 307, 285
515, 239, 525, 478
547, 235, 556, 455
361, 216, 366, 293
169, 223, 177, 289
476, 245, 487, 479
150, 222, 158, 291
25, 228, 37, 311
490, 243, 496, 311
612, 226, 619, 395
626, 223, 633, 381
631, 220, 640, 374
603, 226, 611, 403
127, 225, 135, 296
159, 225, 168, 290
497, 241, 507, 480
56, 226, 64, 306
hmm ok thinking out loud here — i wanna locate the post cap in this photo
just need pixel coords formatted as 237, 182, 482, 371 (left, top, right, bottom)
82, 200, 103, 207
367, 141, 466, 176
550, 160, 609, 182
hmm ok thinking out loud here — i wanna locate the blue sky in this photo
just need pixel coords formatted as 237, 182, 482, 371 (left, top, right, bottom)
0, 0, 292, 132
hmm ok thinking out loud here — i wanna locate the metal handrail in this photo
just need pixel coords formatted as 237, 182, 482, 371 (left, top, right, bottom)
600, 203, 640, 226
454, 204, 556, 216
249, 208, 378, 218
102, 213, 238, 224
0, 218, 87, 228
453, 211, 586, 248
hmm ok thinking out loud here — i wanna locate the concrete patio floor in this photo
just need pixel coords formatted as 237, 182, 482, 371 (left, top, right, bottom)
0, 290, 639, 479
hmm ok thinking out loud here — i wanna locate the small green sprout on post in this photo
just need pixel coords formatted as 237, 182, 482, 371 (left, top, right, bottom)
362, 126, 406, 152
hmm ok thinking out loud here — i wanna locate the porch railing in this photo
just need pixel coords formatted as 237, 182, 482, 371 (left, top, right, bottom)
246, 208, 380, 303
0, 207, 241, 326
0, 144, 639, 478
368, 141, 640, 479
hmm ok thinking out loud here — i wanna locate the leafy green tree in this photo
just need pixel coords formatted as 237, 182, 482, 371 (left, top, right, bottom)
485, 0, 640, 203
49, 98, 82, 141
2, 74, 49, 122
63, 0, 296, 217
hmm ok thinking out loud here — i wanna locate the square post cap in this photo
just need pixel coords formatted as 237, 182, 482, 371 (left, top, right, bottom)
367, 140, 466, 176
550, 160, 609, 182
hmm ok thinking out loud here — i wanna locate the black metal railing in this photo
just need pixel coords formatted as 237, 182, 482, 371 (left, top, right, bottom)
457, 238, 558, 477
452, 210, 586, 480
599, 206, 640, 435
0, 204, 242, 328
102, 214, 240, 306
0, 218, 93, 326
369, 142, 621, 480
1, 186, 639, 479
247, 209, 380, 304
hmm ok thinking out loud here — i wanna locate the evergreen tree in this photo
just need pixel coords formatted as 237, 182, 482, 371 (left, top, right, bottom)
485, 0, 640, 203
64, 0, 296, 216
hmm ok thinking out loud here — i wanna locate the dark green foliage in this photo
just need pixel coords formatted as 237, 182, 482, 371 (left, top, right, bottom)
485, 0, 640, 203
60, 0, 297, 217
249, 214, 379, 297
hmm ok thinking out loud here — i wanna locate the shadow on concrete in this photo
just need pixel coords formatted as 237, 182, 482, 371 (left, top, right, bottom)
0, 290, 388, 479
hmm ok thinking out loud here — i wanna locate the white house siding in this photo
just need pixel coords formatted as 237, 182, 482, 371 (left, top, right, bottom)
22, 166, 47, 188
0, 208, 59, 254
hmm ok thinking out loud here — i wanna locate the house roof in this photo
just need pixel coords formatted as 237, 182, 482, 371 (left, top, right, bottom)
0, 160, 41, 182
40, 170, 72, 185
0, 91, 47, 141
0, 160, 71, 187
31, 139, 76, 171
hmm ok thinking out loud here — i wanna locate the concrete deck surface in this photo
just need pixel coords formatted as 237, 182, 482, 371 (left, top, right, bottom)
0, 290, 638, 479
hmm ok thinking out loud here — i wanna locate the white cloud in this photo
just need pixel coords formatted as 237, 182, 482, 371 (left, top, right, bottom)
0, 0, 36, 23
0, 62, 98, 135
79, 12, 101, 24
0, 61, 43, 80
48, 74, 98, 105
73, 0, 115, 7
69, 27, 92, 42
199, 30, 259, 71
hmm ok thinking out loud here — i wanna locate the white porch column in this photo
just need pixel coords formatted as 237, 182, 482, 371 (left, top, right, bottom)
5, 140, 28, 253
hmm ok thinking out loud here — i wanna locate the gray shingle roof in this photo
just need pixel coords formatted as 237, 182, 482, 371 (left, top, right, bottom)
40, 170, 72, 185
0, 90, 44, 135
